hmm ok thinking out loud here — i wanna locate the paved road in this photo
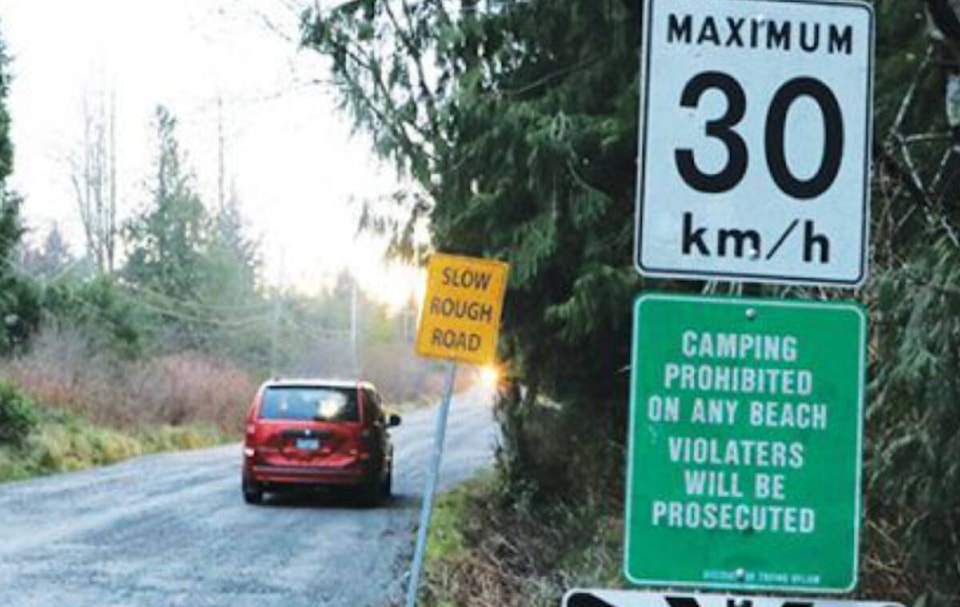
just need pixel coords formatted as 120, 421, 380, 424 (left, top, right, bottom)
0, 387, 498, 607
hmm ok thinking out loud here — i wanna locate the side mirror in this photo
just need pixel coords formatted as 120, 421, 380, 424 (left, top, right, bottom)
388, 414, 402, 428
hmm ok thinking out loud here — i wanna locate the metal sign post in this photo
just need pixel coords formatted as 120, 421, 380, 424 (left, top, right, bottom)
404, 360, 457, 607
406, 252, 509, 607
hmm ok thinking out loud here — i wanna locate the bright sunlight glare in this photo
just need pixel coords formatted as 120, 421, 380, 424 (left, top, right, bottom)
479, 366, 501, 391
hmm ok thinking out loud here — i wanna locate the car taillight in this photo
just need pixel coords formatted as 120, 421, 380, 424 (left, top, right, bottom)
246, 424, 256, 436
243, 447, 255, 458
350, 447, 370, 460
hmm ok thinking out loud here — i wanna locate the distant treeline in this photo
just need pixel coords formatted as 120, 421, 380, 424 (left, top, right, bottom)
0, 37, 437, 439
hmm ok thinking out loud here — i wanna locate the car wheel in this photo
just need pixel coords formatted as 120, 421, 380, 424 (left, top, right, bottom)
242, 477, 264, 505
359, 477, 381, 508
381, 466, 393, 500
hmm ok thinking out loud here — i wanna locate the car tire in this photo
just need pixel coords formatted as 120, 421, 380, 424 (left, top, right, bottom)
242, 477, 264, 505
381, 466, 393, 500
359, 477, 381, 508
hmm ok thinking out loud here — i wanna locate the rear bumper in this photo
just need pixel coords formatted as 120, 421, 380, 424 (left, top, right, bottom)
248, 463, 372, 487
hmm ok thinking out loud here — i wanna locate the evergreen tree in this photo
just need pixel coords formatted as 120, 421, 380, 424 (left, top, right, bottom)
124, 106, 210, 302
303, 0, 641, 494
203, 184, 258, 304
195, 185, 267, 364
0, 25, 40, 351
862, 2, 960, 602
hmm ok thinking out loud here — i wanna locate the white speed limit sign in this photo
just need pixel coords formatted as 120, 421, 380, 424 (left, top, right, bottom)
635, 0, 874, 286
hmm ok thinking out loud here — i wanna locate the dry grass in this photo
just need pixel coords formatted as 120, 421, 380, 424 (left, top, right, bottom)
422, 472, 624, 607
0, 405, 228, 483
422, 475, 926, 607
859, 511, 928, 604
0, 329, 256, 434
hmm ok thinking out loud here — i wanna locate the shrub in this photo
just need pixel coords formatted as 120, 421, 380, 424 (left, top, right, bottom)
423, 471, 623, 607
0, 380, 36, 447
41, 276, 152, 359
27, 421, 142, 472
0, 329, 256, 433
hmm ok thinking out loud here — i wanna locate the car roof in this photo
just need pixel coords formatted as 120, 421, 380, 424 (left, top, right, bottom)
261, 378, 376, 391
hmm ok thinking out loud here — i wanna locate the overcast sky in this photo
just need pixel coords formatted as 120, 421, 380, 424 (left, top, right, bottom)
0, 0, 422, 307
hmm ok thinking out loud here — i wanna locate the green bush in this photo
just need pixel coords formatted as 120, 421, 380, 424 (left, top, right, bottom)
41, 276, 153, 360
0, 380, 36, 447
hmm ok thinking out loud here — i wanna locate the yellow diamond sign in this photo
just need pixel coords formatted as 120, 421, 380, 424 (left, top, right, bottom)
415, 253, 509, 366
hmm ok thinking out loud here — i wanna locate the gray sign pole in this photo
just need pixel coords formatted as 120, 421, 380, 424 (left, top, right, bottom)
404, 360, 458, 607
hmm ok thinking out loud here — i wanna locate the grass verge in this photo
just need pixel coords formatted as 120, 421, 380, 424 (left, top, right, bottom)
421, 471, 624, 607
0, 400, 230, 484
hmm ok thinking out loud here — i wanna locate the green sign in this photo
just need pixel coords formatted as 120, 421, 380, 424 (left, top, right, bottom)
624, 294, 865, 593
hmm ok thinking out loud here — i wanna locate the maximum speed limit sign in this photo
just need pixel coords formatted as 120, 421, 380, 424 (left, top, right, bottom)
636, 0, 874, 286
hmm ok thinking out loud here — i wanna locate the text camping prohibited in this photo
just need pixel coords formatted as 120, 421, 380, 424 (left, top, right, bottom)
624, 294, 866, 592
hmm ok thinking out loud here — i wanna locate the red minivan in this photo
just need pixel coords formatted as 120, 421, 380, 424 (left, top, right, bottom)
241, 379, 400, 506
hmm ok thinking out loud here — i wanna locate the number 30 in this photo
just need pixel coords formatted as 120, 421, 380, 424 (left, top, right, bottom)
674, 71, 844, 200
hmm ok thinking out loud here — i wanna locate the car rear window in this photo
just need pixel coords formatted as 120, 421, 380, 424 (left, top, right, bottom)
259, 386, 360, 422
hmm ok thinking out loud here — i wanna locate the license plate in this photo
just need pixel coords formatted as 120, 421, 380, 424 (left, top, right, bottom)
295, 438, 320, 450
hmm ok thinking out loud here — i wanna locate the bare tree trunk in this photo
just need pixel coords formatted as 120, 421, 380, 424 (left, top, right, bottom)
217, 95, 225, 217
71, 85, 119, 275
107, 87, 117, 273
